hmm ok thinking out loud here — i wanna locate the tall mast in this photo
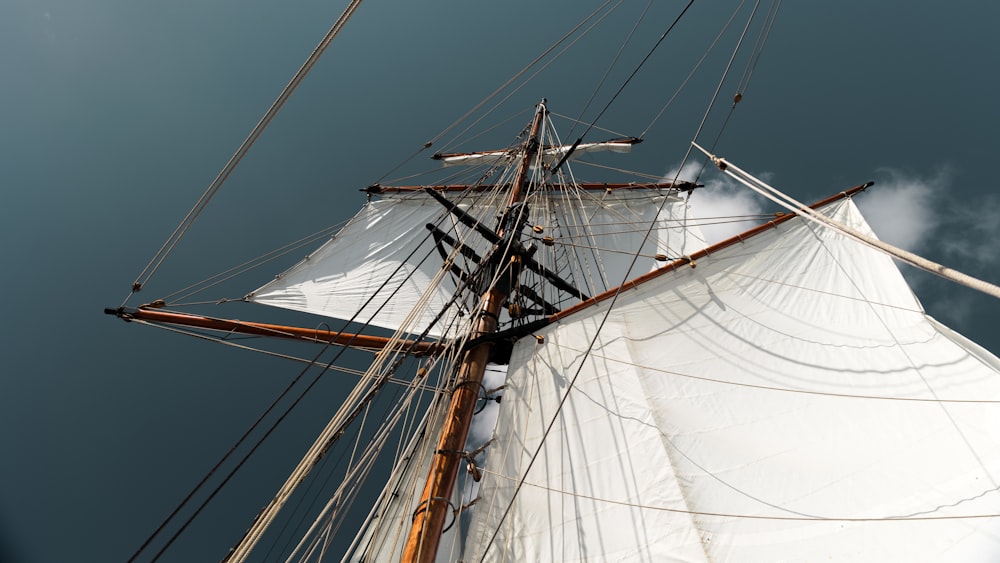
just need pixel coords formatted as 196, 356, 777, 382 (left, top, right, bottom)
401, 99, 548, 563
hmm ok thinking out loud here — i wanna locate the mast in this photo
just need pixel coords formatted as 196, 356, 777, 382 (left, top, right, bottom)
401, 99, 548, 563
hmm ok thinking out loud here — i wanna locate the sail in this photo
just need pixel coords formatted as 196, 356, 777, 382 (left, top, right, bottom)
249, 187, 706, 337
462, 198, 1000, 561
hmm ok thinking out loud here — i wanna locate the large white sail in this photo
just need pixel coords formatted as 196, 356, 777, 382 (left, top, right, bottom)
249, 188, 706, 338
462, 198, 1000, 561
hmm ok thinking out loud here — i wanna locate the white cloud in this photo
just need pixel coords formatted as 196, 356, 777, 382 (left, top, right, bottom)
665, 162, 766, 245
939, 194, 1000, 266
662, 161, 997, 328
854, 166, 999, 270
855, 168, 944, 252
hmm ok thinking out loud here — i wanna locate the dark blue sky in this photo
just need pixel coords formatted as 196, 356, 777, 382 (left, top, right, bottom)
3, 1, 998, 561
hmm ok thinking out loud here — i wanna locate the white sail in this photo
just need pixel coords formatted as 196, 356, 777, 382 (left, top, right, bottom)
249, 188, 706, 337
462, 198, 1000, 561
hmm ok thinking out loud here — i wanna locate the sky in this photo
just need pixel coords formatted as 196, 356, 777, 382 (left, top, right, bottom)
2, 1, 999, 561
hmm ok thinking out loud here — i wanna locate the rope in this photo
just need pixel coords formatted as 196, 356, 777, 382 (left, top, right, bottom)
126, 0, 366, 304
640, 0, 747, 139
694, 0, 781, 181
693, 143, 1000, 301
733, 0, 782, 97
369, 0, 618, 187
141, 338, 349, 563
545, 341, 1000, 404
565, 0, 653, 141
549, 0, 697, 175
477, 11, 703, 544
160, 220, 346, 305
431, 4, 623, 162
679, 0, 760, 186
478, 469, 1000, 522
222, 236, 472, 562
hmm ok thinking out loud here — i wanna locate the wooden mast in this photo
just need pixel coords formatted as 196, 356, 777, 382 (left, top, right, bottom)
401, 99, 548, 563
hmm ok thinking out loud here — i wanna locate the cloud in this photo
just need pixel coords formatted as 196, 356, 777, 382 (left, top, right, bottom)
854, 166, 999, 269
663, 161, 997, 328
938, 194, 1000, 266
855, 168, 944, 252
665, 162, 766, 245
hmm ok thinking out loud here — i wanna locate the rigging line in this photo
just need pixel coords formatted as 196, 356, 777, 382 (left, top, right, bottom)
544, 239, 671, 259
289, 356, 455, 562
126, 0, 366, 305
640, 0, 746, 139
549, 0, 696, 176
128, 319, 412, 380
275, 362, 428, 562
435, 108, 532, 160
144, 221, 454, 561
339, 400, 441, 563
480, 99, 692, 563
477, 468, 1000, 521
433, 3, 621, 159
382, 153, 506, 193
125, 326, 346, 562
695, 0, 780, 181
569, 158, 673, 180
290, 371, 437, 563
565, 0, 651, 141
224, 345, 419, 563
224, 251, 476, 562
720, 270, 925, 315
423, 0, 613, 148
734, 0, 782, 95
698, 145, 1000, 301
143, 339, 351, 563
807, 208, 1000, 492
549, 342, 1000, 404
550, 111, 631, 139
161, 220, 345, 304
672, 0, 760, 188
371, 0, 615, 185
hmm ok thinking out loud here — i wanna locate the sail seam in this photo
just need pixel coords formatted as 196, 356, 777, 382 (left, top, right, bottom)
476, 469, 1000, 521
544, 341, 1000, 403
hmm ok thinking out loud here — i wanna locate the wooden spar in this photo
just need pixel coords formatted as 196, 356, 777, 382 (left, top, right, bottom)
430, 136, 640, 161
365, 181, 700, 193
104, 306, 442, 355
549, 181, 875, 323
401, 99, 548, 563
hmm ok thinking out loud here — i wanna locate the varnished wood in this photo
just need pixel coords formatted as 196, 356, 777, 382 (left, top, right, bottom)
111, 306, 441, 355
401, 100, 548, 563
